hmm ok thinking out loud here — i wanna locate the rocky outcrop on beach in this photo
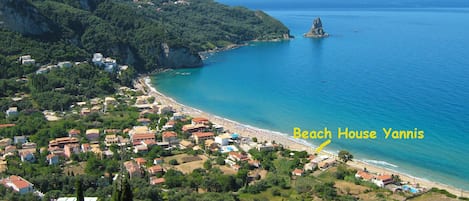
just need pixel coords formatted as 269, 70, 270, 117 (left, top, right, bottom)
304, 17, 329, 38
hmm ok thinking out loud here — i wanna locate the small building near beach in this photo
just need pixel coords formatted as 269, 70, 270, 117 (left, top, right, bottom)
192, 132, 214, 144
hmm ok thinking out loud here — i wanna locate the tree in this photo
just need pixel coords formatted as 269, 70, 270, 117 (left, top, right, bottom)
169, 159, 179, 165
121, 175, 133, 201
75, 178, 84, 201
338, 150, 354, 163
204, 159, 212, 170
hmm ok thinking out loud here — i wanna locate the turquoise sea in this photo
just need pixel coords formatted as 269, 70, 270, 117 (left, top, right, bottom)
153, 8, 469, 190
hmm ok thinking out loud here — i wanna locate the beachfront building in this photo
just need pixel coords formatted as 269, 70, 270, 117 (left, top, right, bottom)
191, 117, 210, 126
256, 142, 274, 151
182, 124, 207, 133
0, 175, 35, 194
192, 132, 214, 144
215, 133, 232, 146
373, 175, 394, 187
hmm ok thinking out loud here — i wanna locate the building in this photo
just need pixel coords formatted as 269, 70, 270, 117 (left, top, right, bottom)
182, 124, 207, 133
48, 137, 79, 149
153, 158, 164, 165
137, 118, 151, 126
85, 129, 100, 141
134, 158, 147, 167
355, 170, 374, 181
13, 136, 27, 144
179, 140, 193, 149
64, 144, 81, 158
149, 177, 165, 185
68, 129, 81, 138
58, 61, 73, 68
228, 151, 248, 162
162, 131, 178, 145
105, 134, 119, 147
192, 132, 214, 144
292, 168, 304, 176
256, 143, 274, 151
0, 175, 34, 194
214, 133, 231, 146
131, 133, 155, 145
0, 138, 12, 147
104, 97, 117, 105
19, 55, 35, 65
191, 117, 209, 125
124, 161, 141, 179
19, 150, 35, 162
47, 154, 59, 165
5, 107, 18, 118
21, 142, 36, 149
373, 175, 394, 187
148, 165, 164, 175
92, 53, 104, 66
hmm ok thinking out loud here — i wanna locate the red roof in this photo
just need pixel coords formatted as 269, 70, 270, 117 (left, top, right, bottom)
148, 165, 163, 173
193, 132, 214, 138
150, 177, 165, 185
137, 118, 151, 122
135, 157, 147, 164
356, 171, 374, 180
2, 175, 32, 190
132, 133, 155, 140
162, 131, 177, 138
0, 124, 15, 129
192, 117, 209, 123
292, 168, 304, 175
377, 175, 393, 181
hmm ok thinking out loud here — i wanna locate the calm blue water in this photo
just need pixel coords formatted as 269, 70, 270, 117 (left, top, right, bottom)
154, 9, 469, 190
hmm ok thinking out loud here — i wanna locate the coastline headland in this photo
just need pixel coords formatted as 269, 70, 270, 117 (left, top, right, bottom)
136, 75, 469, 197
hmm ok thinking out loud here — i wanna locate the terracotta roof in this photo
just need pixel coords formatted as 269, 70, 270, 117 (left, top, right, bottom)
135, 157, 147, 164
148, 165, 163, 173
2, 175, 32, 190
132, 133, 155, 140
292, 168, 304, 175
162, 131, 177, 138
357, 171, 374, 180
150, 177, 165, 185
0, 124, 16, 129
193, 132, 214, 138
377, 174, 393, 181
192, 117, 209, 123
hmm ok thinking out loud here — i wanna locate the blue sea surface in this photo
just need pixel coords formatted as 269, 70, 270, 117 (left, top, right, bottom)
154, 9, 469, 190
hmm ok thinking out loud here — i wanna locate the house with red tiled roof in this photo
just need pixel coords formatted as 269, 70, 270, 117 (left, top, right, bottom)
64, 144, 81, 158
191, 117, 209, 125
228, 151, 248, 162
149, 177, 165, 185
0, 124, 16, 129
355, 170, 374, 181
147, 165, 164, 175
162, 131, 178, 145
292, 168, 304, 176
373, 174, 394, 187
134, 158, 147, 167
182, 124, 207, 133
192, 132, 214, 144
0, 175, 34, 194
124, 161, 141, 179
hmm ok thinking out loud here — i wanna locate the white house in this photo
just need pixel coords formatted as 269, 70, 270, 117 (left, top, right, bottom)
215, 133, 231, 146
5, 107, 18, 118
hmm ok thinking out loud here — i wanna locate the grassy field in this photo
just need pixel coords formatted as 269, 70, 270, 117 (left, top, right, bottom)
63, 161, 86, 175
164, 154, 208, 174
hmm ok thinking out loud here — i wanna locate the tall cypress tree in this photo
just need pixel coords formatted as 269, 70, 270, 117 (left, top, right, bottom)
121, 174, 133, 201
75, 178, 84, 201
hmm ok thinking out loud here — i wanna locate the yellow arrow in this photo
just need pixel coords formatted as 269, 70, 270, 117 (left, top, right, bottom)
315, 139, 331, 154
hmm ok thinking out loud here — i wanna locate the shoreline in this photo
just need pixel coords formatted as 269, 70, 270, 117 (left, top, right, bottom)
137, 75, 468, 198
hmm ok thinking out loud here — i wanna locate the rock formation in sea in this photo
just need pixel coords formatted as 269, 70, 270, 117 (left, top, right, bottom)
304, 17, 329, 38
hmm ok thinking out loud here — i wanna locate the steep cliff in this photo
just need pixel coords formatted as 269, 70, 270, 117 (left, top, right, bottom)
0, 0, 57, 37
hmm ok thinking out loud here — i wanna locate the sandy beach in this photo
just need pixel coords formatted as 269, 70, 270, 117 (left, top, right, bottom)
136, 75, 468, 198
